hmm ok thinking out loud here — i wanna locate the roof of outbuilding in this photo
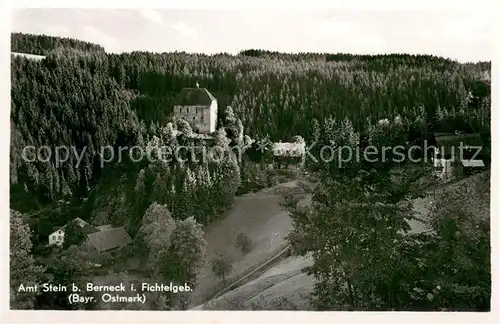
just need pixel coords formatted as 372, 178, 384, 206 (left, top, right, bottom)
86, 227, 132, 252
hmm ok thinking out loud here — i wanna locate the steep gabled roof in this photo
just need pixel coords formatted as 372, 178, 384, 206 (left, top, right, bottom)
433, 133, 484, 157
86, 227, 132, 252
175, 88, 216, 106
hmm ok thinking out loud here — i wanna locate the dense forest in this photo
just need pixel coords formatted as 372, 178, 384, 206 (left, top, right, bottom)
10, 32, 491, 310
11, 32, 105, 55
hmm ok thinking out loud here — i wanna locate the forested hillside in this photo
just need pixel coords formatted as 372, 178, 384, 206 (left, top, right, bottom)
108, 49, 491, 141
10, 32, 491, 310
11, 31, 491, 229
11, 51, 140, 206
11, 32, 105, 55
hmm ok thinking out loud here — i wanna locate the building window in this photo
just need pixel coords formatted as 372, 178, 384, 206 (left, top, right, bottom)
58, 236, 62, 240
52, 235, 56, 240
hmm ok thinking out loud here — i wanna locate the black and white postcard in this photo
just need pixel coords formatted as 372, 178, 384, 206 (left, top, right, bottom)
2, 1, 497, 323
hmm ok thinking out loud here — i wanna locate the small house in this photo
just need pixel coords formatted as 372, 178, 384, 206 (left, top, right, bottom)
271, 142, 306, 169
48, 217, 91, 246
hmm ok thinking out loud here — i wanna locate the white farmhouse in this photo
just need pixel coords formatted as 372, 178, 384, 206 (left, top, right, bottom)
48, 217, 89, 246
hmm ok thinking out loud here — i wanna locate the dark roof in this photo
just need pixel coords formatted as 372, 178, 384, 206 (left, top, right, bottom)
11, 52, 46, 61
63, 222, 99, 246
175, 88, 216, 106
86, 227, 132, 252
434, 133, 483, 146
433, 133, 483, 157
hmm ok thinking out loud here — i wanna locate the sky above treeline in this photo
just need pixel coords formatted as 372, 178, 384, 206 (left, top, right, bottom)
11, 7, 493, 62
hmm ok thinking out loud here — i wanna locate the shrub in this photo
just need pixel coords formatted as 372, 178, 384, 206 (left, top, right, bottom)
234, 231, 252, 253
211, 254, 233, 284
33, 244, 58, 257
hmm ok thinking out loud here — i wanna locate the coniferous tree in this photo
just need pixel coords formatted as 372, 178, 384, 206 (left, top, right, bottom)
10, 210, 43, 309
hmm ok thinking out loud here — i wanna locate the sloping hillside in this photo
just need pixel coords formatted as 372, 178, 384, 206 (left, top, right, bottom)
188, 180, 312, 307
199, 255, 314, 310
195, 171, 490, 310
409, 170, 490, 233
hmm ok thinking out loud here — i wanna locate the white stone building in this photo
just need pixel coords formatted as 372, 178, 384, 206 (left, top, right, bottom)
173, 86, 218, 134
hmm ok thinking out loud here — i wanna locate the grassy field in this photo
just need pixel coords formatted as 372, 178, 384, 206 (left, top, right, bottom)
189, 181, 311, 307
200, 255, 314, 310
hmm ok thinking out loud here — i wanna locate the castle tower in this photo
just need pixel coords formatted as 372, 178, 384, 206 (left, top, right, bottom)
173, 86, 218, 134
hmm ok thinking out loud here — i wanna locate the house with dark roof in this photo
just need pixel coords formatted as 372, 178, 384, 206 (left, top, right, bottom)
173, 84, 218, 134
430, 132, 484, 160
79, 227, 132, 261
